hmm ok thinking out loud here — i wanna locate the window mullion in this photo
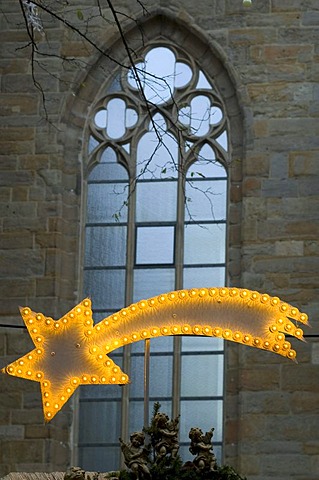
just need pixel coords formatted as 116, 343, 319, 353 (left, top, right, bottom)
120, 172, 137, 458
172, 145, 186, 420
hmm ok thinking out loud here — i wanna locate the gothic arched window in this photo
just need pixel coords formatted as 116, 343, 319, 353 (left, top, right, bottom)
79, 45, 228, 472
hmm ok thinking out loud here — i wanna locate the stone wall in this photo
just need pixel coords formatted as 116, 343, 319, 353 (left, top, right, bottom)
0, 0, 318, 479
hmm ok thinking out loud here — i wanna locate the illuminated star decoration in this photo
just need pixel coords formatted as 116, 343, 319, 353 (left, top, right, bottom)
2, 287, 308, 421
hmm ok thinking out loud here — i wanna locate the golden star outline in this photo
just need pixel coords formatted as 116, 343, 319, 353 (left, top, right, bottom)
2, 299, 129, 421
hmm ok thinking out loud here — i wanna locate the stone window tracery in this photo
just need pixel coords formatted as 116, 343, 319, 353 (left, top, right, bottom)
79, 43, 229, 472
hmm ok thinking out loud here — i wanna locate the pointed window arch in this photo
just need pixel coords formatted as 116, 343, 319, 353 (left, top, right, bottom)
79, 44, 229, 472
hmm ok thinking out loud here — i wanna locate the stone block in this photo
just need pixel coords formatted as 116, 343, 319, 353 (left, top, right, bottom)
0, 425, 24, 439
0, 249, 45, 278
281, 365, 319, 392
0, 439, 45, 463
11, 409, 45, 426
275, 240, 304, 256
7, 334, 33, 355
261, 178, 298, 197
239, 366, 281, 391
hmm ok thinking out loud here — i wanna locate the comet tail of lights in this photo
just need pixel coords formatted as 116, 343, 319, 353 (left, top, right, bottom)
2, 287, 308, 421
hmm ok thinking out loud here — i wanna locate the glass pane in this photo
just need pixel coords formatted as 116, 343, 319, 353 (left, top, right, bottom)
185, 179, 227, 221
136, 181, 177, 222
184, 224, 226, 264
137, 129, 178, 179
87, 183, 128, 223
136, 226, 174, 264
88, 163, 128, 182
129, 400, 172, 434
151, 336, 174, 353
216, 131, 228, 151
182, 336, 224, 353
78, 400, 121, 443
128, 47, 176, 104
175, 62, 192, 88
84, 269, 125, 310
196, 71, 212, 89
187, 145, 227, 179
131, 336, 174, 354
181, 354, 224, 397
79, 446, 120, 472
106, 98, 126, 139
88, 135, 99, 153
85, 226, 127, 267
211, 106, 223, 125
130, 355, 173, 398
190, 95, 211, 137
183, 267, 225, 289
94, 109, 107, 128
79, 382, 123, 400
179, 399, 223, 443
133, 268, 175, 302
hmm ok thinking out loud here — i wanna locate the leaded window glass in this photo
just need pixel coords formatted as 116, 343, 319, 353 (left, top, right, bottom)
79, 45, 229, 472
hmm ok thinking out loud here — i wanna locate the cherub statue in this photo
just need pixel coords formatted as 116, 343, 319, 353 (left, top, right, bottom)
120, 431, 151, 480
153, 412, 179, 461
64, 467, 86, 480
189, 427, 217, 471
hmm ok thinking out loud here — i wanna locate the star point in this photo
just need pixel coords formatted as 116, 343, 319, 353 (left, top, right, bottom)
3, 299, 129, 421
